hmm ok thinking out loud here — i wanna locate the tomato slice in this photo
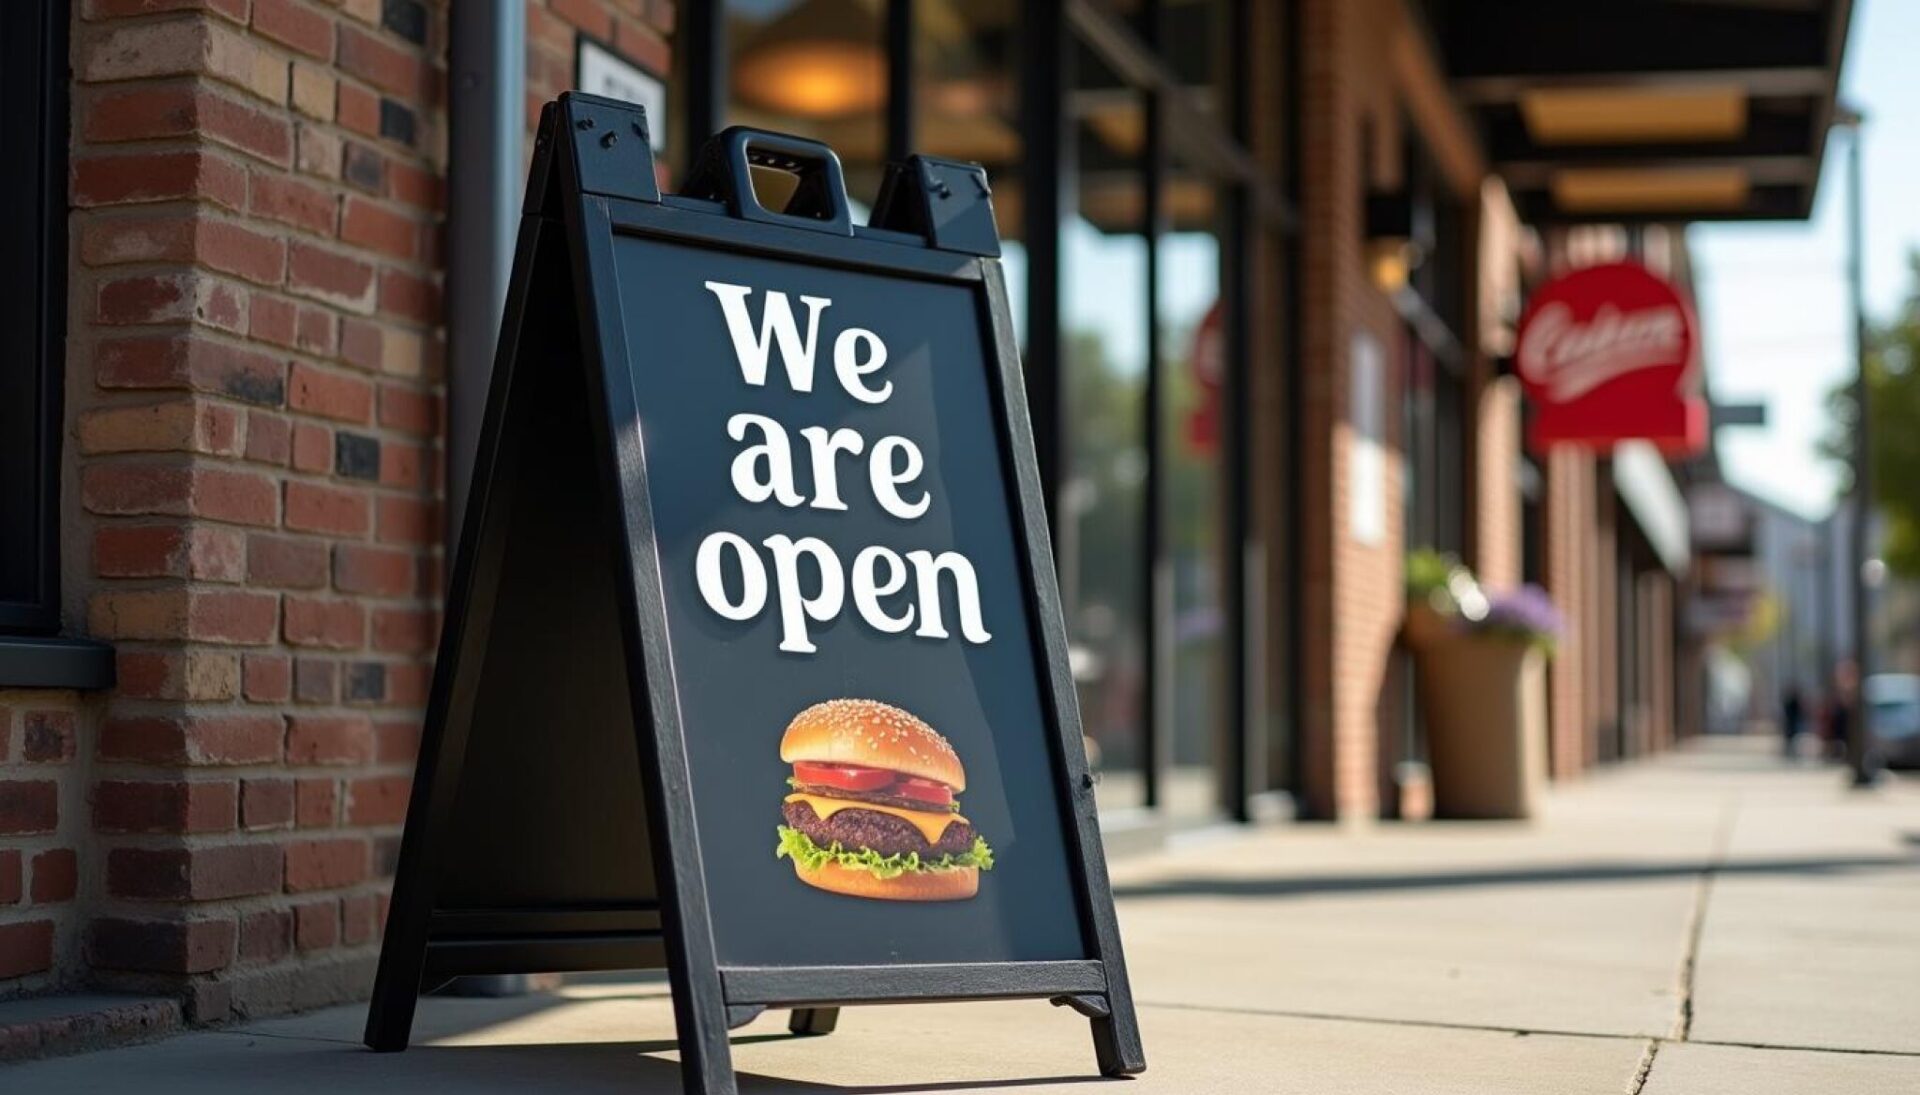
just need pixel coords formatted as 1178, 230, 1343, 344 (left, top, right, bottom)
894, 777, 955, 809
792, 761, 895, 793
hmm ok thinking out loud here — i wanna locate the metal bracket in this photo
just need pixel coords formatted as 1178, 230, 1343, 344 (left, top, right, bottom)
556, 91, 662, 205
871, 155, 1003, 257
1049, 993, 1112, 1019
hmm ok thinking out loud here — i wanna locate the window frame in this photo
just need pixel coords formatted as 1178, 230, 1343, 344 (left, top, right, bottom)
0, 0, 71, 637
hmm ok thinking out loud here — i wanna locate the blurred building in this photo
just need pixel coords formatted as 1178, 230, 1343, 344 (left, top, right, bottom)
0, 1, 1851, 1020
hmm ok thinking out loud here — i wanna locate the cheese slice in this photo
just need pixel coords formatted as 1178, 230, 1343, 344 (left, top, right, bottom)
785, 793, 965, 846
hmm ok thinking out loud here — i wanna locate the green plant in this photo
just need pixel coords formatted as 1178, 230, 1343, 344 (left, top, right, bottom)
1405, 548, 1489, 619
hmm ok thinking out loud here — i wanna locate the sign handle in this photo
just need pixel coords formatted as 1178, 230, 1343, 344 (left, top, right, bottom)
681, 126, 855, 237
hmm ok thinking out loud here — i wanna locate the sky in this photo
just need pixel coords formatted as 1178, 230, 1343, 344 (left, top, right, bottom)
1689, 0, 1920, 519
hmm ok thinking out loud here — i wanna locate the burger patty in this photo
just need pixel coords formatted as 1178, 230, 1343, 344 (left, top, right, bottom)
782, 800, 975, 859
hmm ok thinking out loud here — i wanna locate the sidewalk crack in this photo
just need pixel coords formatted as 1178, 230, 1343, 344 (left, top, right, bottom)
1626, 1039, 1659, 1094
1672, 795, 1739, 1041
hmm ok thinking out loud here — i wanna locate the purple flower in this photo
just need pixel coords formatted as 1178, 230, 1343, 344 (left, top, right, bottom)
1466, 585, 1563, 647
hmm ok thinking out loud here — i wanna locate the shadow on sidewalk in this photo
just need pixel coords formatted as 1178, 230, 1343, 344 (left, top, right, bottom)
1112, 853, 1917, 901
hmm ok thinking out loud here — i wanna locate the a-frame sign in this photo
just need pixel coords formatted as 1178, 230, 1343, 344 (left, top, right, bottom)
364, 93, 1145, 1094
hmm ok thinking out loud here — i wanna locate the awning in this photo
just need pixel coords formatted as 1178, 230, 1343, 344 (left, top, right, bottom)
1432, 1, 1852, 224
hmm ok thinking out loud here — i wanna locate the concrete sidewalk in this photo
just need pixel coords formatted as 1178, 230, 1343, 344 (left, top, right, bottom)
9, 736, 1919, 1093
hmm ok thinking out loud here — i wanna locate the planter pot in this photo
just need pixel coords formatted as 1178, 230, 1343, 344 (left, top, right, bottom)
1402, 599, 1454, 651
1414, 636, 1547, 820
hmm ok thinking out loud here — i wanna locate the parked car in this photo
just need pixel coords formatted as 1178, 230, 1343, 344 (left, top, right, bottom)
1866, 674, 1920, 770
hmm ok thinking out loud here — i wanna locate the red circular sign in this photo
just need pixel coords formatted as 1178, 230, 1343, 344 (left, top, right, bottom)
1514, 261, 1703, 454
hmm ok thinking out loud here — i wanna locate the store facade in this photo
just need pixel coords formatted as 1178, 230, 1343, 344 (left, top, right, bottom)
0, 0, 1850, 1035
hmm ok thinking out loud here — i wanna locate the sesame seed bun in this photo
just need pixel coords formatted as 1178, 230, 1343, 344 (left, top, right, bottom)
778, 698, 966, 792
787, 857, 980, 902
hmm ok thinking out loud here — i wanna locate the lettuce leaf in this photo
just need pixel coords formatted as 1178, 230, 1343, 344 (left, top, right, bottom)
775, 826, 995, 880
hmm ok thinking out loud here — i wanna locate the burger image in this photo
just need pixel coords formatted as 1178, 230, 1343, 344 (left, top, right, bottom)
775, 698, 994, 901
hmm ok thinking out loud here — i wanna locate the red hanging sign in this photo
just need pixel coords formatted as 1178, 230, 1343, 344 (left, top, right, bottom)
1514, 261, 1705, 455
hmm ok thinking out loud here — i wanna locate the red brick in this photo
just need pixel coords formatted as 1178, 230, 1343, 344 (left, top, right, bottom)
338, 318, 382, 371
243, 653, 292, 703
373, 719, 422, 763
387, 158, 440, 211
73, 149, 247, 210
340, 198, 417, 261
29, 849, 78, 904
89, 917, 234, 974
288, 363, 375, 422
98, 714, 283, 766
0, 921, 55, 979
0, 850, 19, 905
247, 533, 329, 589
249, 295, 337, 354
291, 422, 333, 472
109, 844, 282, 901
344, 775, 410, 826
341, 892, 379, 945
336, 25, 433, 100
332, 544, 413, 596
94, 524, 241, 581
83, 214, 286, 285
376, 267, 437, 324
293, 898, 339, 950
253, 0, 334, 59
377, 382, 437, 435
82, 465, 277, 526
240, 778, 295, 831
370, 606, 434, 653
189, 588, 280, 642
94, 779, 238, 834
375, 495, 434, 546
79, 400, 242, 458
551, 0, 614, 38
383, 665, 430, 709
96, 334, 287, 407
295, 778, 336, 827
116, 650, 178, 700
288, 243, 377, 312
0, 782, 59, 835
336, 81, 380, 139
238, 907, 292, 963
246, 409, 292, 465
83, 83, 199, 142
250, 172, 338, 236
283, 597, 366, 648
284, 837, 369, 892
294, 657, 337, 704
614, 18, 671, 75
285, 481, 372, 536
286, 715, 373, 766
22, 710, 78, 764
97, 272, 247, 333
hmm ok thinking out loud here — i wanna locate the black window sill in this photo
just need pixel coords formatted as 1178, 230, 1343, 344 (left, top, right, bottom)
0, 636, 115, 691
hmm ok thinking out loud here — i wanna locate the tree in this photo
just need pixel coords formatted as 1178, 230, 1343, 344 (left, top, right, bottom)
1823, 251, 1920, 577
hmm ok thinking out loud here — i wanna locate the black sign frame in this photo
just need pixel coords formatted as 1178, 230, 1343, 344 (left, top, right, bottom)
363, 93, 1144, 1094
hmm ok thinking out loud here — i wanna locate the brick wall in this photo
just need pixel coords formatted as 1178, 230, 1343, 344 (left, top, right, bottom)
1296, 0, 1519, 819
57, 0, 447, 1020
0, 695, 86, 992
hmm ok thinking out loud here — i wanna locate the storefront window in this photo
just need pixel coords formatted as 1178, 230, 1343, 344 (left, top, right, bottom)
1063, 77, 1151, 812
726, 0, 888, 207
1160, 166, 1228, 820
914, 1, 1025, 340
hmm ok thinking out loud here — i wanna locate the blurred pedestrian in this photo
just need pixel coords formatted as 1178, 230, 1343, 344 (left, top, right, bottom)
1827, 661, 1860, 762
1782, 685, 1805, 758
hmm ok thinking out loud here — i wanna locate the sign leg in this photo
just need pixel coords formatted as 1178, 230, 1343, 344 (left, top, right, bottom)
1054, 993, 1145, 1077
362, 869, 429, 1050
787, 1007, 839, 1036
